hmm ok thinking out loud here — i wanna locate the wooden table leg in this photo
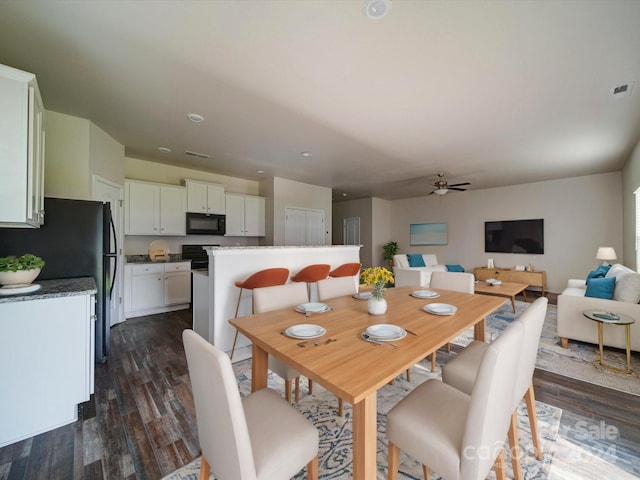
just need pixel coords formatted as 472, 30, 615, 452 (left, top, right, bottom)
352, 391, 377, 480
251, 343, 268, 392
510, 296, 516, 313
474, 318, 486, 342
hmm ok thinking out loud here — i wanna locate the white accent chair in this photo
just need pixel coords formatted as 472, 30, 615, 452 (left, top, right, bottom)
427, 271, 475, 372
182, 329, 319, 480
442, 297, 549, 480
386, 315, 524, 480
392, 254, 447, 287
253, 282, 310, 404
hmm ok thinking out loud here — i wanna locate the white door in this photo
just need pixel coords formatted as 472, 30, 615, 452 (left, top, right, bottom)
305, 209, 325, 245
93, 176, 125, 326
285, 207, 307, 245
344, 217, 360, 245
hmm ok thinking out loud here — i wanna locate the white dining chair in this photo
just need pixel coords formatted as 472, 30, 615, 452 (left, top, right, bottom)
442, 297, 548, 480
253, 282, 310, 404
317, 276, 358, 301
386, 318, 524, 480
183, 329, 319, 480
425, 271, 475, 372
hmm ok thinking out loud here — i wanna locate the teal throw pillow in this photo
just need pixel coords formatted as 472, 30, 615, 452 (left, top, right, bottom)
446, 264, 465, 272
407, 254, 426, 267
586, 264, 612, 282
585, 276, 616, 299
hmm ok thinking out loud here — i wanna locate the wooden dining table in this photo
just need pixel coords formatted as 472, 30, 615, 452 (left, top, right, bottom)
229, 285, 506, 479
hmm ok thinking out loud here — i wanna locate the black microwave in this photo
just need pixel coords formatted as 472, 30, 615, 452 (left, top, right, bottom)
186, 212, 226, 235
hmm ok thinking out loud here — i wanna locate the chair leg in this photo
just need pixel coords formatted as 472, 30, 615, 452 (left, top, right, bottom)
494, 448, 506, 480
295, 377, 300, 403
508, 410, 523, 480
234, 288, 243, 318
308, 378, 313, 394
525, 383, 543, 460
431, 353, 436, 372
422, 464, 430, 480
387, 441, 399, 480
199, 455, 211, 480
338, 398, 344, 417
307, 455, 319, 480
405, 368, 411, 382
446, 342, 451, 353
285, 380, 292, 403
229, 329, 239, 360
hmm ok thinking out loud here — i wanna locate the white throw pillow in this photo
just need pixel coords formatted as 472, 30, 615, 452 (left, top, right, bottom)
605, 263, 634, 282
613, 272, 640, 303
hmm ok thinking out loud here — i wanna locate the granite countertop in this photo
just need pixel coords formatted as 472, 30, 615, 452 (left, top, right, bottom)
0, 277, 97, 304
203, 245, 362, 250
125, 254, 189, 264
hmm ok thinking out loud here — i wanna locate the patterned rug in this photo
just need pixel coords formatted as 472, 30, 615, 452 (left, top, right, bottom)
163, 359, 561, 480
454, 301, 640, 396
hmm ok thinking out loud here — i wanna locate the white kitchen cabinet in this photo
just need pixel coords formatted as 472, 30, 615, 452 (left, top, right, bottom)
124, 180, 186, 235
0, 64, 45, 228
124, 262, 191, 318
225, 193, 265, 237
185, 179, 225, 214
0, 292, 94, 448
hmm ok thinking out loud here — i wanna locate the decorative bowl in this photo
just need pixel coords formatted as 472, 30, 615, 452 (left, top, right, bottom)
0, 268, 42, 286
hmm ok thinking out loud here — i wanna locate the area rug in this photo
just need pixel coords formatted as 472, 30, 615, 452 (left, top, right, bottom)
452, 300, 640, 396
163, 360, 561, 480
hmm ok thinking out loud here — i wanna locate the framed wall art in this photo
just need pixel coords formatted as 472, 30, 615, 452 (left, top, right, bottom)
410, 222, 448, 246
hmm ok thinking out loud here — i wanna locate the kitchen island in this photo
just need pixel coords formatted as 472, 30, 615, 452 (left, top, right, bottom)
193, 245, 361, 361
0, 277, 96, 448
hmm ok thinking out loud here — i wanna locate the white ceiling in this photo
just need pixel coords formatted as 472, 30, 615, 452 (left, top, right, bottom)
1, 0, 639, 201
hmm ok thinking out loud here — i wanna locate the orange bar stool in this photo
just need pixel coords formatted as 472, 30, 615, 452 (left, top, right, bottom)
229, 267, 289, 359
291, 264, 331, 298
329, 262, 361, 277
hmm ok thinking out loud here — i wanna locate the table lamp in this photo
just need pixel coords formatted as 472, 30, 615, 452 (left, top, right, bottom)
596, 247, 617, 265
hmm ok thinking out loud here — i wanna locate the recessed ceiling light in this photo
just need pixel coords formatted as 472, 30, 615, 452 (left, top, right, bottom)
187, 113, 205, 123
364, 0, 391, 19
301, 151, 312, 157
157, 147, 171, 153
257, 170, 265, 174
341, 193, 348, 197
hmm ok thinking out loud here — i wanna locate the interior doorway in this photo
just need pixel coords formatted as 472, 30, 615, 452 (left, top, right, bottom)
343, 217, 360, 245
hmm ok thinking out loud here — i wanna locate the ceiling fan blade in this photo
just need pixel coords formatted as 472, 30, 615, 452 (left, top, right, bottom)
449, 187, 467, 191
448, 182, 471, 187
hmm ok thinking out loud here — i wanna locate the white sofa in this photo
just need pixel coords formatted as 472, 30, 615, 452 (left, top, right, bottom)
392, 254, 447, 287
557, 263, 640, 352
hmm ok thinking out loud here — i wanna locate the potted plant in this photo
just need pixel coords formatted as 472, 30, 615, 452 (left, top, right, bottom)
383, 241, 399, 267
360, 266, 394, 315
0, 254, 45, 286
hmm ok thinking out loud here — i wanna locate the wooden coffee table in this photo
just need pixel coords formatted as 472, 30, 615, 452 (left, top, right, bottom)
474, 280, 528, 313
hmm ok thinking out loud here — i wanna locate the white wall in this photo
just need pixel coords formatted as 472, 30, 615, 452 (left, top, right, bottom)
272, 177, 332, 245
390, 172, 623, 293
622, 137, 640, 269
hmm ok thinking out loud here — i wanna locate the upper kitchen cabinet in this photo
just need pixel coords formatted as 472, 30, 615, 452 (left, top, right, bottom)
225, 193, 265, 237
0, 64, 45, 228
125, 180, 186, 235
185, 179, 225, 214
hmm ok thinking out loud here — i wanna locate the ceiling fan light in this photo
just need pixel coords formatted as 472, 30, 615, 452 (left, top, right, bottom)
433, 188, 448, 196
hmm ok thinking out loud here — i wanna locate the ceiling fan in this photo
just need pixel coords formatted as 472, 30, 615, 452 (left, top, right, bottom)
429, 173, 471, 195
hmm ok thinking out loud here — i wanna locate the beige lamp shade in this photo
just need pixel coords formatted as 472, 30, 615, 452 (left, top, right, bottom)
596, 247, 617, 261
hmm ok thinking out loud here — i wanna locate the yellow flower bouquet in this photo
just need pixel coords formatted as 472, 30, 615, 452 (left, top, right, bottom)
360, 266, 394, 300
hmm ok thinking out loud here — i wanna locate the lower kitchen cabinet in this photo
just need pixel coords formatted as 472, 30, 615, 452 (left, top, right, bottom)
124, 262, 191, 318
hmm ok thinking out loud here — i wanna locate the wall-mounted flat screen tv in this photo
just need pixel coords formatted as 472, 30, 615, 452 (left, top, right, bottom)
484, 219, 544, 254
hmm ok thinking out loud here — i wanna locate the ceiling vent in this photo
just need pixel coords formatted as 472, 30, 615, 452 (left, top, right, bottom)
610, 81, 634, 99
185, 150, 210, 159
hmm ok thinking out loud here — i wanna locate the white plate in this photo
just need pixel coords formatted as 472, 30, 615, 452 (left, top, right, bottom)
284, 324, 327, 339
295, 302, 330, 313
0, 283, 41, 295
411, 290, 440, 299
423, 303, 458, 315
365, 324, 407, 341
352, 292, 372, 300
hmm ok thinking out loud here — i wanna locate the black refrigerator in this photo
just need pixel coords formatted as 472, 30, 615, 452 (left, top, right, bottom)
0, 197, 116, 363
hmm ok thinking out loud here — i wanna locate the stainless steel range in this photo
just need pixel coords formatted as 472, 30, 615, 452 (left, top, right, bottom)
181, 244, 219, 270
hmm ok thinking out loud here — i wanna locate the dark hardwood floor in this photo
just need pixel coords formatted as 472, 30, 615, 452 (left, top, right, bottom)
1, 294, 638, 479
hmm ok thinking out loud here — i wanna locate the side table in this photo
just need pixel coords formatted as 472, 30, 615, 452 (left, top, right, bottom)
582, 310, 634, 374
